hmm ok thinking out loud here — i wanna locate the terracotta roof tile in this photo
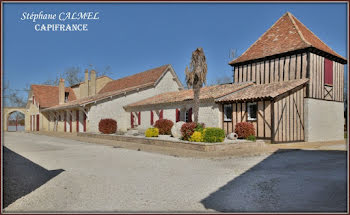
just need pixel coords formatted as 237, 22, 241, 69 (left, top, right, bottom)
126, 82, 254, 108
98, 65, 170, 94
41, 65, 178, 111
32, 85, 77, 108
230, 12, 346, 65
216, 79, 309, 102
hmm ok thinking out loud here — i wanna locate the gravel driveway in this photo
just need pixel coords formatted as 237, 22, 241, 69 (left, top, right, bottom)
3, 132, 347, 212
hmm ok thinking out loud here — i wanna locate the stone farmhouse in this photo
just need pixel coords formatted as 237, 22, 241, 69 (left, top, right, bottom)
26, 65, 183, 133
23, 12, 346, 143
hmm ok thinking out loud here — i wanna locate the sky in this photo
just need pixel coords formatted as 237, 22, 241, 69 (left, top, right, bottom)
3, 3, 348, 99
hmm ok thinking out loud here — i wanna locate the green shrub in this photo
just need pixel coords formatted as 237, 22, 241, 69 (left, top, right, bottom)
189, 131, 202, 142
181, 122, 197, 140
181, 122, 206, 141
246, 135, 256, 141
194, 123, 205, 133
202, 127, 225, 143
235, 122, 255, 139
154, 119, 174, 135
145, 128, 159, 137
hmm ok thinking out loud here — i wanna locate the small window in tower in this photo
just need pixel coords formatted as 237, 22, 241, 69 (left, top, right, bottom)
324, 58, 333, 86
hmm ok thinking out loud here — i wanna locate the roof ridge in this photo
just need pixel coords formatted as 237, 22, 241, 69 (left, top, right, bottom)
229, 12, 289, 65
109, 64, 169, 83
287, 12, 312, 47
289, 12, 343, 59
32, 84, 72, 89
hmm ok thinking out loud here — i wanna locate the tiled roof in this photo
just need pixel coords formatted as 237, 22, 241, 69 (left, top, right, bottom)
41, 65, 180, 111
126, 82, 254, 108
42, 82, 155, 111
230, 12, 346, 65
32, 85, 77, 108
98, 64, 171, 94
216, 79, 309, 102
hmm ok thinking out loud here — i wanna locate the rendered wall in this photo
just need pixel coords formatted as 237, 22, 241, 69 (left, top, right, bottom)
88, 70, 180, 132
304, 98, 344, 142
129, 100, 221, 131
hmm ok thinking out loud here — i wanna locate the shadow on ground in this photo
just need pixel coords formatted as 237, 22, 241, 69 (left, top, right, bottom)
3, 146, 64, 208
201, 149, 347, 212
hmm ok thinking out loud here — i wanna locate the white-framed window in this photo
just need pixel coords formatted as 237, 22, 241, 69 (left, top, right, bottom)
223, 104, 233, 122
247, 102, 257, 121
185, 108, 192, 122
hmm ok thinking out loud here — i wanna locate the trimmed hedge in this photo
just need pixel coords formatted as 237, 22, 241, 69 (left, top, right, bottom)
154, 119, 174, 135
145, 128, 159, 137
98, 118, 117, 134
235, 122, 255, 139
202, 127, 225, 143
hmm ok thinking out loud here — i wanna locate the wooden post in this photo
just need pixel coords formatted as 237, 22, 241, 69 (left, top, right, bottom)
271, 99, 275, 143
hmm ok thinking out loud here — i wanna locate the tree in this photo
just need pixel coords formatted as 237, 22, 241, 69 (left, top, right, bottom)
185, 47, 208, 123
228, 48, 237, 83
42, 66, 83, 86
3, 80, 26, 107
210, 75, 232, 85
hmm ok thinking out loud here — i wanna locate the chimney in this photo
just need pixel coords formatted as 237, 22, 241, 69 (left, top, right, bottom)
59, 78, 65, 104
85, 69, 89, 83
90, 70, 96, 96
80, 69, 89, 98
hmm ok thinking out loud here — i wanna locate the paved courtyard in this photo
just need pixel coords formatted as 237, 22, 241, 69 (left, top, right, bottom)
3, 132, 347, 212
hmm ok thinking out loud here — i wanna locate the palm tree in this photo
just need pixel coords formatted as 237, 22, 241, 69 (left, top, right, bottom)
185, 47, 208, 123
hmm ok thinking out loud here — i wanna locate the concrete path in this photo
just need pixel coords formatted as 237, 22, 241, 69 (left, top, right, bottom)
3, 132, 347, 212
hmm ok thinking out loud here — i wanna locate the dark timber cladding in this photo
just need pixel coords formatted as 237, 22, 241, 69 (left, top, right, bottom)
308, 53, 344, 102
273, 86, 305, 142
222, 85, 306, 143
234, 53, 308, 85
223, 100, 272, 140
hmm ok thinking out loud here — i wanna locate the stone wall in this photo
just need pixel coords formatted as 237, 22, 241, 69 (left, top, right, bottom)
304, 98, 344, 142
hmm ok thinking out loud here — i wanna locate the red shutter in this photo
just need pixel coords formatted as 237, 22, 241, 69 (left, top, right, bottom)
138, 112, 141, 125
324, 59, 333, 85
188, 108, 192, 122
76, 110, 79, 133
64, 112, 67, 132
150, 111, 154, 125
36, 114, 39, 131
160, 110, 163, 120
176, 109, 180, 122
30, 115, 32, 131
70, 113, 72, 132
131, 112, 134, 128
83, 112, 86, 132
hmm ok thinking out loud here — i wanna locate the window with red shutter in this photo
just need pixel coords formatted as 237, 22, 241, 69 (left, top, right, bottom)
159, 110, 163, 120
131, 112, 134, 128
150, 111, 154, 125
324, 58, 333, 85
176, 109, 180, 122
